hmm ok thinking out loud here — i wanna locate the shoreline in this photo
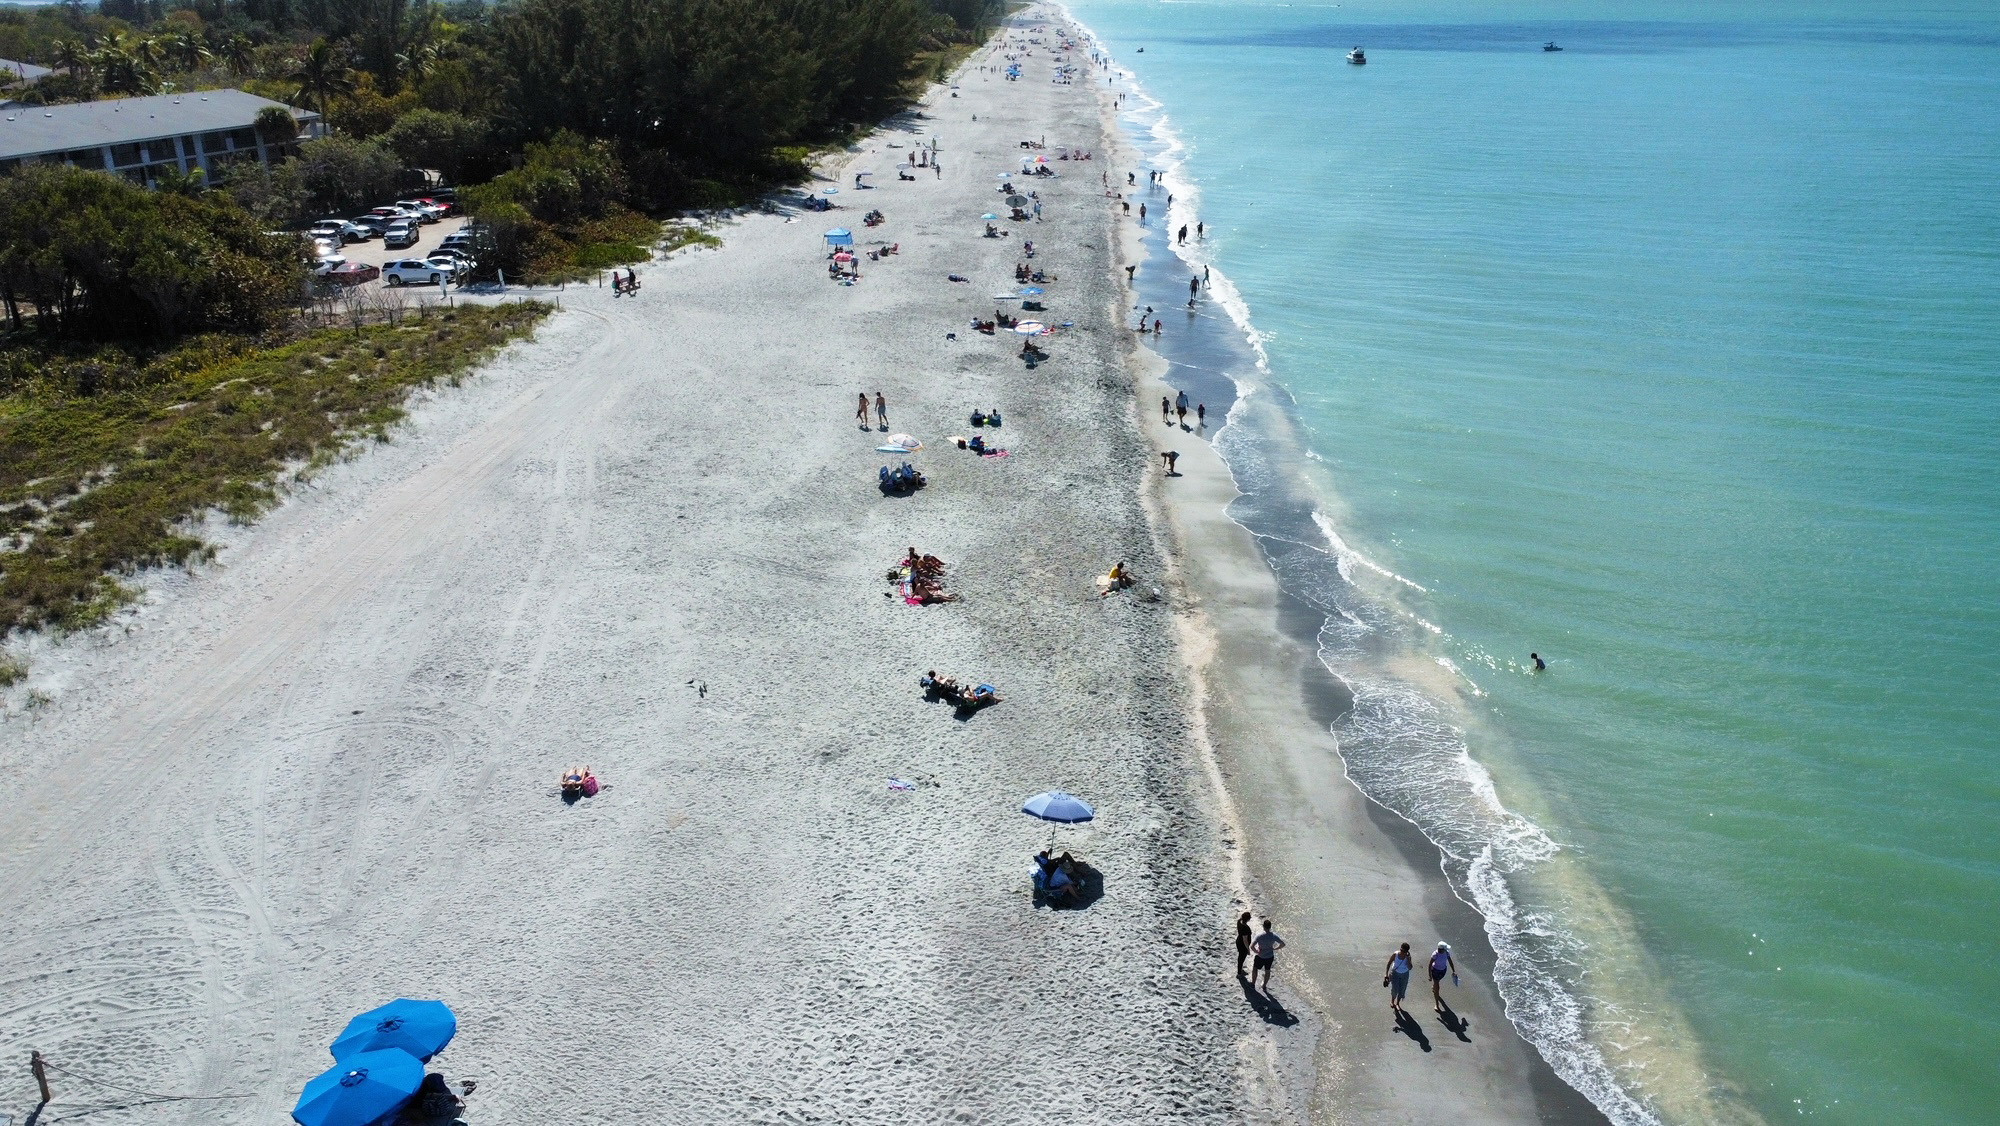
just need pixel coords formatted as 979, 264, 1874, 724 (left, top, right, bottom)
1072, 8, 1620, 1122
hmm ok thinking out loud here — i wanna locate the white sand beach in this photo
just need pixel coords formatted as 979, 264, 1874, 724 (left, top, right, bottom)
1, 8, 1602, 1123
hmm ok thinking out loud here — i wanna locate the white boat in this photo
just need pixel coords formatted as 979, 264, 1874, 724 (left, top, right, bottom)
1346, 47, 1366, 65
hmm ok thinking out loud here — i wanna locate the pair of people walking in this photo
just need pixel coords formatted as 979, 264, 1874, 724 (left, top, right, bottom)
855, 391, 886, 429
1235, 912, 1285, 989
1384, 941, 1458, 1014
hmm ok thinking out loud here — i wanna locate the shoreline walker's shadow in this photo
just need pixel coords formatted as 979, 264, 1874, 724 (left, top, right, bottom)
1237, 977, 1301, 1027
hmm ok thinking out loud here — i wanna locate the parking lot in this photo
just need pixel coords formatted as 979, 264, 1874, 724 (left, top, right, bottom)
315, 214, 473, 290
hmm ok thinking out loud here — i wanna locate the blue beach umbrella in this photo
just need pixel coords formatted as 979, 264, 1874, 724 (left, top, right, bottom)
331, 999, 457, 1062
293, 1048, 424, 1126
1022, 791, 1095, 823
981, 213, 999, 221
1021, 286, 1044, 295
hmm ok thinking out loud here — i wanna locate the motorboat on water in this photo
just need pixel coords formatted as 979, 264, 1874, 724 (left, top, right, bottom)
1544, 41, 1563, 51
1346, 47, 1366, 64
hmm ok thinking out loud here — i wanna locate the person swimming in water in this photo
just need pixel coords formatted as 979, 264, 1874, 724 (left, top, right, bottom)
1531, 652, 1547, 671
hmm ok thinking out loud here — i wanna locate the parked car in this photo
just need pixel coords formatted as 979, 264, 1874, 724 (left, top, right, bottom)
312, 255, 346, 276
370, 206, 422, 224
383, 222, 419, 249
308, 219, 346, 240
310, 236, 341, 260
346, 216, 388, 238
396, 199, 445, 223
427, 250, 474, 271
323, 261, 380, 287
383, 258, 451, 286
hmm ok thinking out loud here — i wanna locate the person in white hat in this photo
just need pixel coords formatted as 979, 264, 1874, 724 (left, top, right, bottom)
1429, 942, 1460, 1013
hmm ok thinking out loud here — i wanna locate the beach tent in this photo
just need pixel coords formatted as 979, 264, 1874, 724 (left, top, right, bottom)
293, 1049, 424, 1126
823, 228, 854, 247
330, 999, 457, 1062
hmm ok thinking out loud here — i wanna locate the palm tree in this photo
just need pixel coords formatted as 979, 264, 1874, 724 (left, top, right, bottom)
49, 37, 91, 79
132, 35, 167, 72
165, 29, 211, 74
288, 39, 356, 122
93, 31, 156, 95
220, 33, 255, 76
394, 41, 440, 85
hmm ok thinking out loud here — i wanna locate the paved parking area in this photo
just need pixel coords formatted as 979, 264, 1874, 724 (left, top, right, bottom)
332, 215, 469, 270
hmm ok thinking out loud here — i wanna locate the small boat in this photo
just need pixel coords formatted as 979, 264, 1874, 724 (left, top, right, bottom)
1347, 47, 1366, 65
1544, 41, 1563, 51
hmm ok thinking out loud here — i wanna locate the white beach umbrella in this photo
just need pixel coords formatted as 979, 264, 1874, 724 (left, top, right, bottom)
1013, 321, 1046, 335
884, 434, 923, 451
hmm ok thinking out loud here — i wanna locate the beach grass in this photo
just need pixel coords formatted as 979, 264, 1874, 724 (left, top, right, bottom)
0, 302, 550, 634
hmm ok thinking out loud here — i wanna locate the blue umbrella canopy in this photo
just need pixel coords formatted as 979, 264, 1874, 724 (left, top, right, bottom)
331, 999, 457, 1062
1022, 791, 1095, 823
823, 228, 853, 246
981, 213, 999, 221
293, 1049, 424, 1126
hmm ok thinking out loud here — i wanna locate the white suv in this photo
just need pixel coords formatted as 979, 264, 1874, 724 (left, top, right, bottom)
383, 258, 454, 286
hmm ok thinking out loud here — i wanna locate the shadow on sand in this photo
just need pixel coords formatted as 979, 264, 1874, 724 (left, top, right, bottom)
1436, 1000, 1472, 1042
1031, 865, 1104, 910
1237, 975, 1301, 1027
1394, 1008, 1433, 1052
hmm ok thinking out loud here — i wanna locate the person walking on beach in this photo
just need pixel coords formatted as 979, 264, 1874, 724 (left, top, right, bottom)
1429, 943, 1459, 1012
1250, 919, 1285, 990
1189, 276, 1199, 302
1235, 911, 1254, 976
1154, 318, 1163, 335
856, 392, 870, 428
875, 391, 888, 428
1384, 942, 1414, 1014
1198, 221, 1205, 239
1178, 224, 1188, 245
1197, 403, 1206, 428
1175, 390, 1189, 426
1121, 200, 1130, 216
1139, 203, 1147, 223
1162, 396, 1172, 423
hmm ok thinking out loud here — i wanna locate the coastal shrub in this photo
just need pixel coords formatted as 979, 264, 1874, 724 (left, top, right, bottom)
0, 303, 550, 634
0, 166, 306, 341
381, 109, 489, 185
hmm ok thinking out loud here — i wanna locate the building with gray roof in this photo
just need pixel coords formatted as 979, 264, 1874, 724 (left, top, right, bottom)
0, 88, 321, 186
1, 59, 53, 86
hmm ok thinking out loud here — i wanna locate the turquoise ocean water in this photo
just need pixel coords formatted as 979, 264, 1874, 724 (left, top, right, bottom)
1061, 2, 2000, 1122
